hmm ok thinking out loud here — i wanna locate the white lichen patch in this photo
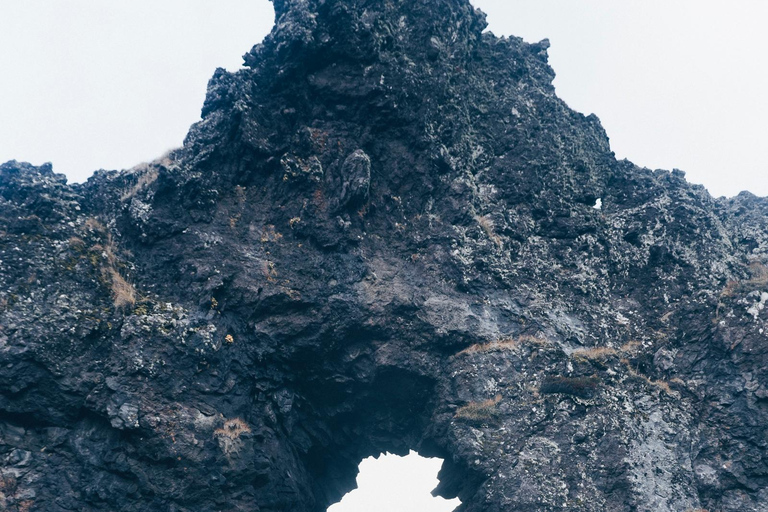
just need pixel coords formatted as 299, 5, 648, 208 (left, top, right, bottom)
746, 292, 768, 320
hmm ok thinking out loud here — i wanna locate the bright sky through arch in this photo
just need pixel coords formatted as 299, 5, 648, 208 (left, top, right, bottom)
327, 452, 460, 512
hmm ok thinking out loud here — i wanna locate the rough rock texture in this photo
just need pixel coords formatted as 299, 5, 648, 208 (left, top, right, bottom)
2, 1, 768, 511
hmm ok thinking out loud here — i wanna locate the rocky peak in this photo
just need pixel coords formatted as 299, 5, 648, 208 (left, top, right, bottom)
256, 0, 487, 64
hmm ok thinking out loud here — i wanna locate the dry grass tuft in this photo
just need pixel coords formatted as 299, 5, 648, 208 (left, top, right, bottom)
458, 334, 550, 356
120, 167, 158, 201
476, 215, 502, 247
0, 472, 17, 492
109, 269, 136, 309
720, 280, 739, 298
85, 217, 106, 233
214, 418, 251, 440
746, 262, 768, 288
119, 150, 174, 201
620, 340, 642, 353
455, 395, 502, 422
572, 346, 618, 361
517, 334, 551, 346
720, 261, 768, 298
214, 417, 251, 457
86, 218, 137, 309
571, 340, 644, 363
459, 338, 519, 356
624, 364, 676, 396
260, 225, 283, 243
68, 236, 86, 249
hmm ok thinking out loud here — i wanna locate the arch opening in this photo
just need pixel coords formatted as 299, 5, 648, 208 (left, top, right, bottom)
327, 451, 461, 512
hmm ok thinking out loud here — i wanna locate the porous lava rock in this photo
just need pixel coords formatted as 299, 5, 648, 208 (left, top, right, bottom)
2, 1, 768, 511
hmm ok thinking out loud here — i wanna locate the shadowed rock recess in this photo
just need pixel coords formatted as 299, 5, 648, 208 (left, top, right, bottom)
1, 1, 768, 511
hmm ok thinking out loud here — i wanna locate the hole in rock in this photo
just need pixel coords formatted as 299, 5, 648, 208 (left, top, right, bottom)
327, 451, 461, 512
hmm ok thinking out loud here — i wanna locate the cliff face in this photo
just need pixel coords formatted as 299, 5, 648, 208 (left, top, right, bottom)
2, 1, 768, 511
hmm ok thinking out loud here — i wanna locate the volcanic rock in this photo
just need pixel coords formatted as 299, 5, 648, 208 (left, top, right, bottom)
1, 1, 768, 511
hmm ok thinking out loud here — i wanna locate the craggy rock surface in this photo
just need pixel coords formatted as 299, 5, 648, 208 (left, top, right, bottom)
2, 1, 767, 511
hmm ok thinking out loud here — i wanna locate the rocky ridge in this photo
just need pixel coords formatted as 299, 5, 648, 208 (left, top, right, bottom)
1, 0, 768, 511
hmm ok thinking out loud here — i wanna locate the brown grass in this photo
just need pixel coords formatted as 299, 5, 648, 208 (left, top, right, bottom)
214, 418, 251, 440
214, 417, 251, 457
572, 347, 618, 361
109, 269, 136, 309
85, 217, 106, 233
260, 225, 283, 243
624, 364, 676, 396
261, 261, 278, 282
458, 334, 549, 356
720, 262, 768, 298
476, 215, 502, 247
68, 236, 85, 249
455, 395, 501, 422
517, 334, 551, 346
86, 218, 137, 309
309, 128, 328, 151
620, 341, 642, 353
571, 341, 644, 363
120, 167, 158, 201
745, 262, 768, 289
459, 338, 519, 355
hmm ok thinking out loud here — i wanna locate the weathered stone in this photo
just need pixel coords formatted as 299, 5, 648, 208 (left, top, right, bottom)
1, 1, 767, 511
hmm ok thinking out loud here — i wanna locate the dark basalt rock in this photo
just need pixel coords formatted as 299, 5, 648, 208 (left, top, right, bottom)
1, 1, 768, 511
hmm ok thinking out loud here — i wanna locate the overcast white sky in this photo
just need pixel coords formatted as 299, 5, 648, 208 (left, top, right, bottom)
328, 452, 460, 512
1, 1, 766, 509
1, 1, 766, 197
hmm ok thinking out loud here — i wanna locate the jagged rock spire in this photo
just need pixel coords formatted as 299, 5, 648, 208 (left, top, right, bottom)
244, 0, 488, 67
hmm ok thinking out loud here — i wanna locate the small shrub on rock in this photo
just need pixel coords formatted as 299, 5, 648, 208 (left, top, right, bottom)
455, 395, 502, 423
540, 376, 599, 399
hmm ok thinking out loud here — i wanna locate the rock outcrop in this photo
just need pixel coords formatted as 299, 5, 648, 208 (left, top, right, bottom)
2, 1, 767, 511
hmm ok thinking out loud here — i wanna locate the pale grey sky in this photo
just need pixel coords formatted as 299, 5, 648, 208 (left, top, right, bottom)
1, 1, 766, 197
478, 0, 768, 198
0, 0, 272, 181
328, 452, 460, 512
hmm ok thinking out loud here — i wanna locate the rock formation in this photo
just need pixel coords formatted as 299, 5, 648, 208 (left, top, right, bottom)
1, 0, 767, 510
